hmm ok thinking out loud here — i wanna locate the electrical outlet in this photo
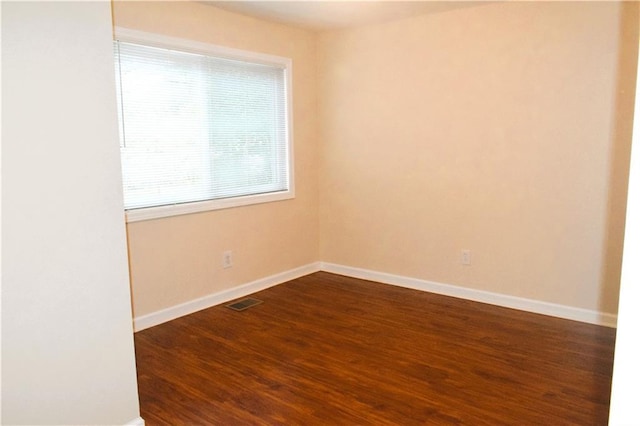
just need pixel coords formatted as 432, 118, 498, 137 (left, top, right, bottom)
461, 249, 471, 265
223, 250, 233, 269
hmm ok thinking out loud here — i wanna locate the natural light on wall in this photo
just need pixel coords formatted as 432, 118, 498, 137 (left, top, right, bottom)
113, 29, 293, 222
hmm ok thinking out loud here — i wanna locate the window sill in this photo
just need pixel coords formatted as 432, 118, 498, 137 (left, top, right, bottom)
124, 190, 294, 223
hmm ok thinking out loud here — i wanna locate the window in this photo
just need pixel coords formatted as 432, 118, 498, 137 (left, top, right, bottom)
113, 29, 293, 222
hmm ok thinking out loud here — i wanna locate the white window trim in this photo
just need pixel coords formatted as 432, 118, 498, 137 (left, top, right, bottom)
113, 28, 295, 223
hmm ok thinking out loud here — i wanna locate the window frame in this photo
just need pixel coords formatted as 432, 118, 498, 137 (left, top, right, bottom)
113, 28, 295, 223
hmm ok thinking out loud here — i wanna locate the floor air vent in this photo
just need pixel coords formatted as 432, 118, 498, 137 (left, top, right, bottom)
226, 298, 263, 311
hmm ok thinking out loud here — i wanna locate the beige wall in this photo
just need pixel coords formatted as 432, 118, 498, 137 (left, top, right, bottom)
114, 1, 636, 321
318, 1, 637, 314
2, 2, 140, 424
112, 1, 319, 317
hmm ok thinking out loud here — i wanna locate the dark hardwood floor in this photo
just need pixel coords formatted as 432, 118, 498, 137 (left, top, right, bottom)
134, 272, 616, 425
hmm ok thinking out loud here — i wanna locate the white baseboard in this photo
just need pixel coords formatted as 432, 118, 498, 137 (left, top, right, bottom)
133, 262, 321, 331
320, 262, 618, 328
133, 261, 617, 331
124, 416, 145, 426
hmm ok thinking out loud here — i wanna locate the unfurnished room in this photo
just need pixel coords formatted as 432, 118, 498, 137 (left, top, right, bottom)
2, 1, 640, 425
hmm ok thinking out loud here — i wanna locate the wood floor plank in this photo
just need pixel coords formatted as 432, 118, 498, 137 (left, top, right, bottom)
134, 272, 616, 425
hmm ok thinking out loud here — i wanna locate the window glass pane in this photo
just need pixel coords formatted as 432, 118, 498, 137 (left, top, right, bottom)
114, 39, 290, 211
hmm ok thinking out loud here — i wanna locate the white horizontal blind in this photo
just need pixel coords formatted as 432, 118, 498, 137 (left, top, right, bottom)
114, 39, 289, 211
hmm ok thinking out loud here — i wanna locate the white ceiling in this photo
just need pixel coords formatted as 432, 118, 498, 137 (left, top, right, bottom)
205, 1, 486, 31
